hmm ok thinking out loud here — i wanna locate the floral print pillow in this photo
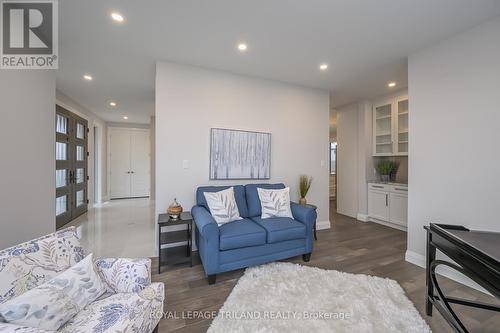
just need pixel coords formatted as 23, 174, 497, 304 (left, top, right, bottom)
95, 258, 151, 294
0, 254, 106, 331
0, 226, 85, 304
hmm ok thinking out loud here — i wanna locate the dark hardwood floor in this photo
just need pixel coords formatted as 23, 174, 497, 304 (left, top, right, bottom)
152, 202, 500, 332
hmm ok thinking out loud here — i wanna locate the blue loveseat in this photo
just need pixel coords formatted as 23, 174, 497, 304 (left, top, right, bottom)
192, 183, 317, 284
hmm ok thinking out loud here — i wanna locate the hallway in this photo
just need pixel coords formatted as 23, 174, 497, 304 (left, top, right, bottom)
67, 198, 156, 258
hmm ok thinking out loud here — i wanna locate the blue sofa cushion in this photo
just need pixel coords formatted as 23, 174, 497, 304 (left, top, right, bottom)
251, 216, 306, 243
196, 185, 249, 218
219, 218, 266, 251
245, 183, 285, 217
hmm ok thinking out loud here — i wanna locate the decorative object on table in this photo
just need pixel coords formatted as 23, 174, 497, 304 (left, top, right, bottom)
209, 128, 271, 180
0, 227, 164, 333
299, 175, 313, 205
167, 198, 183, 219
375, 160, 398, 182
204, 187, 242, 225
257, 187, 293, 218
207, 262, 431, 333
158, 212, 193, 274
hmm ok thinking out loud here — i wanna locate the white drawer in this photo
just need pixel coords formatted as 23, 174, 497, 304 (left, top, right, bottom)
368, 183, 389, 191
389, 185, 408, 195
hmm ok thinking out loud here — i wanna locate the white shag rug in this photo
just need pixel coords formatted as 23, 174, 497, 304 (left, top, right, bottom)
208, 262, 431, 333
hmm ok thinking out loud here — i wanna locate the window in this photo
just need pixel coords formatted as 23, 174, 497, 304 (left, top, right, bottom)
330, 142, 337, 174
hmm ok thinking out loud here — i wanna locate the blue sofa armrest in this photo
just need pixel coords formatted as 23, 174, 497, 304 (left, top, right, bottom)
192, 205, 219, 239
192, 205, 219, 275
291, 202, 316, 254
291, 202, 317, 228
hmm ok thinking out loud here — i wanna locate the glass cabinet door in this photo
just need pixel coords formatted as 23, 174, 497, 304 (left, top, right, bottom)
396, 98, 408, 154
374, 102, 393, 155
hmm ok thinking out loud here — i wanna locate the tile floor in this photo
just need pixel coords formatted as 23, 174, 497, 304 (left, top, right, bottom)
67, 198, 156, 259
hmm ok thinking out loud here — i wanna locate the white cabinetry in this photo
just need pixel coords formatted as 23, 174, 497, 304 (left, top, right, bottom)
368, 183, 408, 230
373, 94, 408, 156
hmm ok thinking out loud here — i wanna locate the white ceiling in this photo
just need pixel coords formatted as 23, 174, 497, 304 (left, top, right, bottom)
57, 0, 500, 123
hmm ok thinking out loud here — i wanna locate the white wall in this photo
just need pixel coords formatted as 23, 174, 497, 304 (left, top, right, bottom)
407, 17, 500, 264
336, 101, 373, 219
0, 71, 56, 248
336, 104, 359, 218
56, 91, 108, 204
156, 62, 330, 231
150, 116, 156, 200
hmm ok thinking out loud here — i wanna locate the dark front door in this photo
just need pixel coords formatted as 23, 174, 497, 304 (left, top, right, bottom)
56, 105, 88, 229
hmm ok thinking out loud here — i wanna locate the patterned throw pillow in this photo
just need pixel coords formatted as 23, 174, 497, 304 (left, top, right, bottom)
0, 254, 105, 331
257, 187, 294, 219
95, 258, 151, 293
203, 187, 242, 225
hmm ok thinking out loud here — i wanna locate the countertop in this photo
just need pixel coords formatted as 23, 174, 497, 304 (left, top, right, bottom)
368, 180, 408, 187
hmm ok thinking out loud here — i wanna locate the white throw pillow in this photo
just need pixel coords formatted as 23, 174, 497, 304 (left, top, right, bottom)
0, 254, 106, 331
257, 187, 293, 219
203, 187, 242, 226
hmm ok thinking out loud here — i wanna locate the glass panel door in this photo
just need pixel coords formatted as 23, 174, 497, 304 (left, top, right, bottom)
397, 99, 409, 154
374, 103, 393, 155
56, 105, 88, 229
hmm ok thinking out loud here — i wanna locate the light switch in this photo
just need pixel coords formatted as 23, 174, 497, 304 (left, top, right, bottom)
182, 160, 189, 169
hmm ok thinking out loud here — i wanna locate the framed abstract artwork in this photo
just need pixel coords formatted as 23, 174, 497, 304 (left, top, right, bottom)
209, 128, 271, 180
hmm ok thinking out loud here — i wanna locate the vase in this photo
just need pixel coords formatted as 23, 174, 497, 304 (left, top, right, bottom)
167, 198, 183, 219
299, 197, 307, 205
381, 174, 390, 182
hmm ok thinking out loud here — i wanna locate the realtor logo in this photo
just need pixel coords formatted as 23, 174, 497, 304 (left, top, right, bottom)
1, 0, 58, 69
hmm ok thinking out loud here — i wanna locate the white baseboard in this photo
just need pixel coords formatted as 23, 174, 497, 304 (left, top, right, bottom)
316, 220, 331, 230
405, 250, 490, 295
356, 213, 368, 222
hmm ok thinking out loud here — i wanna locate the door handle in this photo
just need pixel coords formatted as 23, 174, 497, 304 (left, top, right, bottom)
385, 194, 388, 206
130, 171, 135, 174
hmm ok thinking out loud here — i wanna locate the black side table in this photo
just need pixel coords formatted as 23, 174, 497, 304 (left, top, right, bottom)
301, 204, 318, 240
158, 211, 193, 274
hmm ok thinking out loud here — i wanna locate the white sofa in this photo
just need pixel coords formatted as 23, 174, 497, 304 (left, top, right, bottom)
0, 227, 164, 333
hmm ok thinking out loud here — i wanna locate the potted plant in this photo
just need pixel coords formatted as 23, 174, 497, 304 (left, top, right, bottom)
375, 160, 399, 182
299, 175, 313, 205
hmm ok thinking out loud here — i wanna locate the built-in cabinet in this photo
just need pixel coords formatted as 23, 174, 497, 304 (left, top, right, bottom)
368, 183, 408, 230
373, 94, 408, 156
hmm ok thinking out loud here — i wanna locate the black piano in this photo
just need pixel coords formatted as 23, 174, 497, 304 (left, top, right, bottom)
425, 223, 500, 332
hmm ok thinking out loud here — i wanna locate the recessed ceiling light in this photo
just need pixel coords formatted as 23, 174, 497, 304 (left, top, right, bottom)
388, 82, 396, 87
237, 43, 247, 52
109, 102, 117, 107
111, 12, 124, 22
123, 116, 128, 120
319, 64, 328, 71
83, 74, 93, 81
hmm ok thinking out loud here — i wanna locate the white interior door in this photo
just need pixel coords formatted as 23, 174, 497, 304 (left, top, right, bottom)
130, 129, 150, 197
109, 128, 132, 199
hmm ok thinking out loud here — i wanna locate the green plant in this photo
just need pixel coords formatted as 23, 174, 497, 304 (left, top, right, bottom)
299, 175, 313, 198
375, 160, 399, 175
